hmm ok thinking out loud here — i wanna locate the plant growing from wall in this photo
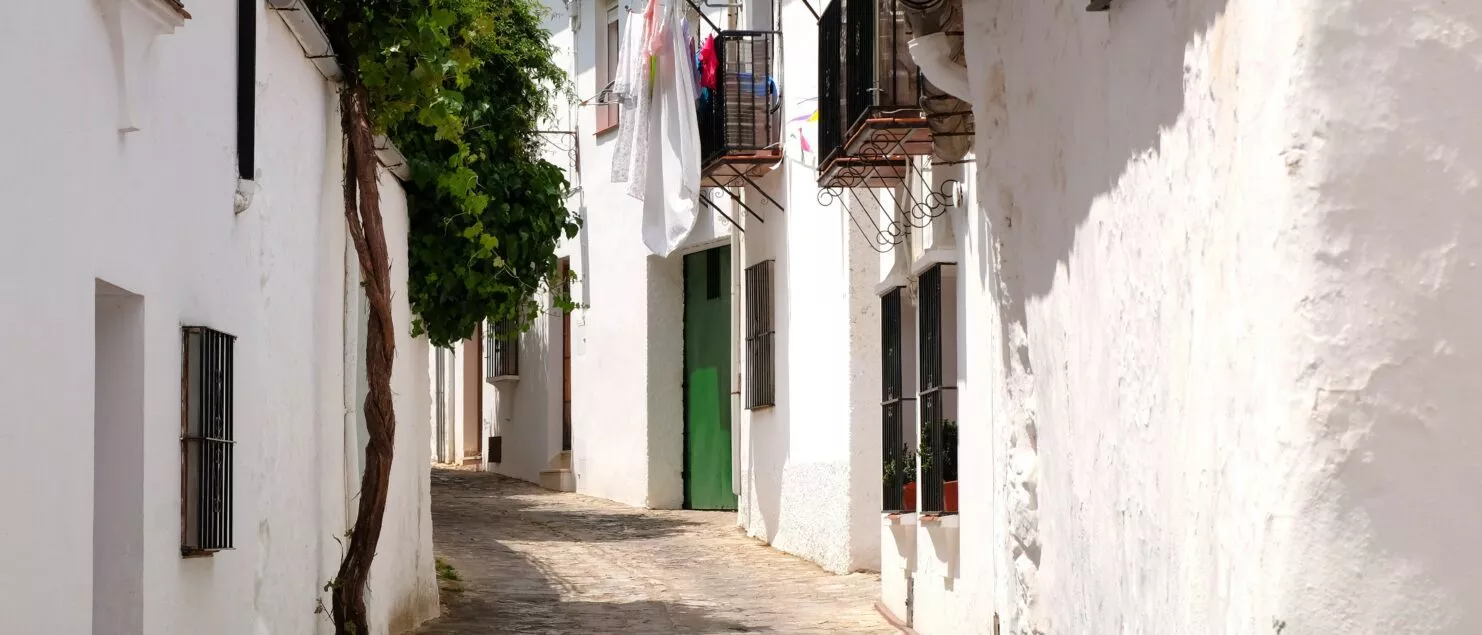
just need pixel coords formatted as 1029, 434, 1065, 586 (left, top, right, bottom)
309, 1, 578, 632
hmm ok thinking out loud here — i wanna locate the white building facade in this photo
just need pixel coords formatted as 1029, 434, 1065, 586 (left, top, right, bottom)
476, 0, 1482, 633
0, 1, 438, 633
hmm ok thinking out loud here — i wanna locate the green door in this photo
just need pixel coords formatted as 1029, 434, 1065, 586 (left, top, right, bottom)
683, 246, 736, 510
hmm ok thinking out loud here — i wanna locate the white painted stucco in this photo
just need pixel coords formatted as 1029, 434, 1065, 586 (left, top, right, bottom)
485, 0, 696, 509
0, 2, 435, 633
485, 0, 882, 574
922, 0, 1482, 633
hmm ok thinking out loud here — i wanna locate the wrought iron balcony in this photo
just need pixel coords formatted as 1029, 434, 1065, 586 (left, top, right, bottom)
699, 31, 782, 190
816, 0, 932, 189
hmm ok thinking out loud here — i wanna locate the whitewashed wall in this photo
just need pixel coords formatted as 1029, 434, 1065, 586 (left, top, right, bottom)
732, 0, 882, 574
943, 0, 1482, 633
0, 2, 435, 633
485, 0, 689, 508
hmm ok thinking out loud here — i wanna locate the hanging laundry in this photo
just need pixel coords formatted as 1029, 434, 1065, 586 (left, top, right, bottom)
610, 0, 656, 191
638, 0, 702, 257
699, 34, 718, 91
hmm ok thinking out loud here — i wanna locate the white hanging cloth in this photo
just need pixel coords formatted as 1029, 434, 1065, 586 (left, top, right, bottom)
639, 0, 702, 257
608, 0, 701, 257
608, 2, 652, 190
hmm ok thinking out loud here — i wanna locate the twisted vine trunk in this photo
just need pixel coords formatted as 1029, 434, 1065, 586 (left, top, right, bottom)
332, 83, 400, 635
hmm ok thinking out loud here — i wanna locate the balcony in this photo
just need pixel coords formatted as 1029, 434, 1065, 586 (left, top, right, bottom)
816, 0, 932, 189
699, 31, 782, 190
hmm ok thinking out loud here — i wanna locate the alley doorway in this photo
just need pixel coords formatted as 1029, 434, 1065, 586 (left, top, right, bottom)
560, 258, 572, 452
682, 246, 735, 510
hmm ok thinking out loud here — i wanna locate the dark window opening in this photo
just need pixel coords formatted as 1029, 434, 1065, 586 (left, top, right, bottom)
881, 288, 912, 512
707, 248, 722, 300
236, 0, 255, 180
181, 326, 236, 555
917, 265, 957, 513
745, 260, 776, 409
560, 258, 573, 451
485, 320, 520, 380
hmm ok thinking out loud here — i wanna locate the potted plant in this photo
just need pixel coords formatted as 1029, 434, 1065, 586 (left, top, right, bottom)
917, 420, 959, 513
882, 444, 917, 512
941, 420, 958, 512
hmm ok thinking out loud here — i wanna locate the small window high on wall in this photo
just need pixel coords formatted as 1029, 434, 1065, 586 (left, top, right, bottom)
486, 320, 520, 381
595, 0, 621, 132
181, 326, 236, 555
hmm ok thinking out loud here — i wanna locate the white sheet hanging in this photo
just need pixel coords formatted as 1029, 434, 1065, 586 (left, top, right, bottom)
638, 0, 702, 257
609, 0, 653, 191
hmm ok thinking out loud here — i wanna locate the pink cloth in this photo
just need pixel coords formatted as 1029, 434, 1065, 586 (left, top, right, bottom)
699, 35, 717, 91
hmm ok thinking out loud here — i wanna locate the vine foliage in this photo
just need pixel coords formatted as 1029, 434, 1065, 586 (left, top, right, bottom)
310, 0, 578, 632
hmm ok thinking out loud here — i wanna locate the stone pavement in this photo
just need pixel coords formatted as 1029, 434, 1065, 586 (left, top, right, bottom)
415, 468, 895, 634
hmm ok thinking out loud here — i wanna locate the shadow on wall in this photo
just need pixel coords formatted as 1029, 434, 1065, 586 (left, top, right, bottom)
498, 310, 558, 482
963, 0, 1231, 627
419, 470, 751, 634
742, 163, 792, 543
972, 0, 1232, 312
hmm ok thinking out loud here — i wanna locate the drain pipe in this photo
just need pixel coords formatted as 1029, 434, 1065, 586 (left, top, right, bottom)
900, 0, 974, 105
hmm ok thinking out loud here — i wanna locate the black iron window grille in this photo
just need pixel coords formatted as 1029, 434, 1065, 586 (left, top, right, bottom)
816, 0, 921, 166
881, 288, 912, 512
485, 320, 519, 381
181, 326, 236, 555
745, 260, 776, 409
700, 31, 781, 165
818, 0, 844, 164
917, 265, 956, 513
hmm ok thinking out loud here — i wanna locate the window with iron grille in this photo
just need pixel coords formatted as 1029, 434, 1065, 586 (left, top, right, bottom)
745, 260, 776, 409
881, 288, 911, 512
181, 326, 235, 555
485, 320, 519, 381
917, 265, 957, 513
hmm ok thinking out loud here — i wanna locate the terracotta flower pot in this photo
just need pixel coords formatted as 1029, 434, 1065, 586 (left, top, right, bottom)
944, 480, 958, 513
903, 482, 917, 512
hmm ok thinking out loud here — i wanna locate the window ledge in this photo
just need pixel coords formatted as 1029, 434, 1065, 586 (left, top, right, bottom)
594, 122, 620, 136
883, 512, 918, 526
488, 375, 520, 384
919, 511, 959, 528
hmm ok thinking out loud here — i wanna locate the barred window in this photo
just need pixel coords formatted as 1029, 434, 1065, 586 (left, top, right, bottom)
181, 326, 235, 555
745, 260, 776, 409
485, 320, 519, 381
881, 288, 911, 512
918, 264, 958, 513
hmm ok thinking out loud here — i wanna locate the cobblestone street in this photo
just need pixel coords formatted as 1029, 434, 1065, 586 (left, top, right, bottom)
415, 469, 893, 634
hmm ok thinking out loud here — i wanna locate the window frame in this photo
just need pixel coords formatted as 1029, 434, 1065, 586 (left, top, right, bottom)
180, 325, 236, 556
595, 0, 622, 134
485, 319, 520, 381
745, 260, 776, 410
916, 264, 957, 514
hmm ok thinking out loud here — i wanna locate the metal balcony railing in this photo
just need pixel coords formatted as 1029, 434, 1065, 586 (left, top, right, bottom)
699, 31, 782, 189
817, 0, 929, 187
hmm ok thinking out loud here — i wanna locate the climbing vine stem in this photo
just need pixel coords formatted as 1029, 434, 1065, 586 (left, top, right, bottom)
310, 0, 579, 632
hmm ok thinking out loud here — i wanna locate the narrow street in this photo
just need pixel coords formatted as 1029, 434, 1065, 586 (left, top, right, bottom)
416, 469, 894, 634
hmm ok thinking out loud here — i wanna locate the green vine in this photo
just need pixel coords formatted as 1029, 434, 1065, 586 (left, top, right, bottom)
317, 0, 581, 349
308, 1, 579, 632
